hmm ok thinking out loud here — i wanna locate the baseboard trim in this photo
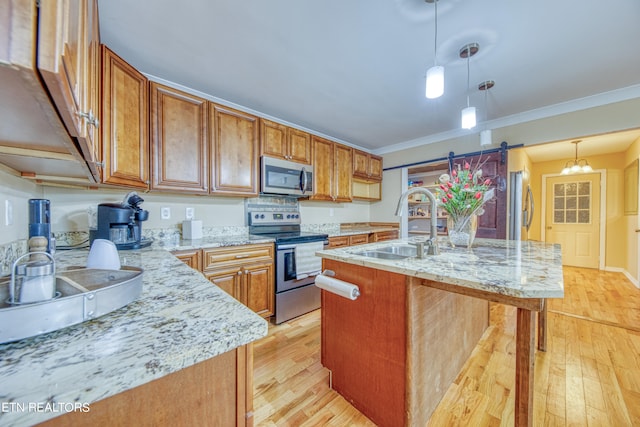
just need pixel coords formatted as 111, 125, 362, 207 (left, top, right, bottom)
603, 266, 639, 288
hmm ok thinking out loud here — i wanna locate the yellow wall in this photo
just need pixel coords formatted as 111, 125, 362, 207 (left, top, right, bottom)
624, 136, 640, 282
528, 152, 626, 270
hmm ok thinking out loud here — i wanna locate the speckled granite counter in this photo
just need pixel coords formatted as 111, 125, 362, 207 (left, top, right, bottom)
316, 237, 564, 299
0, 247, 268, 427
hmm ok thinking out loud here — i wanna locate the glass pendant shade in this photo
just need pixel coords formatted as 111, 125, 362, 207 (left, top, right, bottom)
561, 140, 592, 174
461, 106, 476, 129
425, 65, 444, 99
480, 129, 492, 146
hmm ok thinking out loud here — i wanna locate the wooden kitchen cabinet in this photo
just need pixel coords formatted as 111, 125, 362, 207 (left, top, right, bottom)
172, 249, 202, 271
202, 244, 274, 318
43, 345, 254, 427
260, 119, 312, 165
38, 0, 101, 178
311, 136, 353, 202
370, 230, 399, 242
353, 149, 382, 182
326, 234, 369, 248
150, 82, 209, 193
100, 45, 149, 189
209, 103, 259, 196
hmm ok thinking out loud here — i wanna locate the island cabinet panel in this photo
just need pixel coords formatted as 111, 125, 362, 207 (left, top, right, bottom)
209, 103, 259, 196
321, 259, 489, 427
100, 45, 149, 189
40, 345, 254, 427
150, 82, 209, 193
172, 249, 202, 271
321, 260, 407, 427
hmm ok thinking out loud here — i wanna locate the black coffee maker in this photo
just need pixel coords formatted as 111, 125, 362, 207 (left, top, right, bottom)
90, 193, 151, 250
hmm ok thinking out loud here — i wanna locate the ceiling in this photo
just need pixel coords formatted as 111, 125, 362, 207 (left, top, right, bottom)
97, 0, 640, 154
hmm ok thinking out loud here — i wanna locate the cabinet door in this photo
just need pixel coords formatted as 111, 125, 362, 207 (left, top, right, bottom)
172, 249, 202, 271
205, 265, 243, 300
260, 118, 287, 160
150, 82, 208, 193
287, 128, 312, 164
352, 150, 369, 179
101, 45, 149, 189
243, 261, 274, 318
334, 143, 353, 202
369, 155, 382, 181
210, 103, 259, 196
327, 236, 349, 248
310, 136, 334, 201
38, 0, 100, 178
85, 0, 100, 169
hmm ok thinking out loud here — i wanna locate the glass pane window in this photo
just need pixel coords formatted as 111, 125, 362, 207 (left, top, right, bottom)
553, 181, 591, 224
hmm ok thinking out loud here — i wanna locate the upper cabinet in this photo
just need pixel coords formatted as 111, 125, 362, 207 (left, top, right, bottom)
209, 103, 259, 196
353, 149, 382, 182
311, 136, 352, 202
260, 119, 311, 165
0, 0, 95, 183
101, 45, 149, 189
150, 82, 209, 193
38, 0, 101, 178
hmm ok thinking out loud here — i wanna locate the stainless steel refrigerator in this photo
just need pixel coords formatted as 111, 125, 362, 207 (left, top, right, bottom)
508, 171, 534, 240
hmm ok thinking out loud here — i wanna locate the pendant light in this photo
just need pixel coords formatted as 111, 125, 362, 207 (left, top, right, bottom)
425, 0, 444, 99
561, 140, 593, 174
479, 80, 494, 146
460, 43, 479, 129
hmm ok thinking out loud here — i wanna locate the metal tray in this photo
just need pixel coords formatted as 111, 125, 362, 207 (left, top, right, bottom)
0, 266, 143, 344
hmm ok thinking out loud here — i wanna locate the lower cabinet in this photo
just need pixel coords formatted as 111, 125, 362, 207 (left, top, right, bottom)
173, 244, 274, 319
42, 345, 254, 427
369, 230, 398, 242
327, 231, 398, 248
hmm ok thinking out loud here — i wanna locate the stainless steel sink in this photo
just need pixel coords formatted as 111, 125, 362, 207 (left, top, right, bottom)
0, 266, 143, 344
351, 250, 411, 260
375, 244, 417, 257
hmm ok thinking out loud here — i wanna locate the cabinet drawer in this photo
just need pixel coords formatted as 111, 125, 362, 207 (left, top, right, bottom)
349, 234, 369, 246
327, 236, 350, 248
371, 230, 398, 242
203, 244, 274, 270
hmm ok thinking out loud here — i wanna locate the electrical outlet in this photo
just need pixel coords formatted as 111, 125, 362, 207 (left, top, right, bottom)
329, 208, 334, 217
5, 200, 13, 226
161, 207, 171, 220
185, 207, 194, 220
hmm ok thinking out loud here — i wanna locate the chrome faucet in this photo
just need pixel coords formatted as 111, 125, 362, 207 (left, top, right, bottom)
395, 187, 439, 256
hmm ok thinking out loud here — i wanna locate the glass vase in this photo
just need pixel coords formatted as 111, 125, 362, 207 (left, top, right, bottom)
447, 214, 478, 249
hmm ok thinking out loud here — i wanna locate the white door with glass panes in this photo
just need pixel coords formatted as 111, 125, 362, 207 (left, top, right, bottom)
545, 174, 600, 268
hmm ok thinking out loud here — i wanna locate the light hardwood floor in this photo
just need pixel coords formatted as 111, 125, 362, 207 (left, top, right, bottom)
253, 267, 640, 426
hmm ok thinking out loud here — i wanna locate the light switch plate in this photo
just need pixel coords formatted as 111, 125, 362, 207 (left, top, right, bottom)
185, 207, 194, 220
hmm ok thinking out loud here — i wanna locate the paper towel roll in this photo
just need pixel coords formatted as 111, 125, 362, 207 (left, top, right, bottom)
315, 274, 360, 300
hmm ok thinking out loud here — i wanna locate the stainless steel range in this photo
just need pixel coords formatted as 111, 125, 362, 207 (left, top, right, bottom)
248, 202, 328, 324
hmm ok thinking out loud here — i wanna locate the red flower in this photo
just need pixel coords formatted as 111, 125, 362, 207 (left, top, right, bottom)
440, 184, 446, 190
464, 183, 470, 189
451, 169, 457, 177
442, 198, 448, 204
474, 192, 482, 199
484, 178, 491, 185
447, 193, 454, 199
447, 181, 453, 188
455, 177, 460, 184
464, 162, 470, 170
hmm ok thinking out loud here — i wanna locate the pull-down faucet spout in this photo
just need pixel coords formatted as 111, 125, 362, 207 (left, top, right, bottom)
395, 187, 439, 255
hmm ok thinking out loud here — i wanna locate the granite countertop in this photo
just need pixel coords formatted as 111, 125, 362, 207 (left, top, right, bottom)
316, 237, 564, 299
0, 247, 268, 427
155, 233, 275, 252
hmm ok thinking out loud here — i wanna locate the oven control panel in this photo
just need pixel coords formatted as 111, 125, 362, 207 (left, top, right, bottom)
249, 211, 301, 226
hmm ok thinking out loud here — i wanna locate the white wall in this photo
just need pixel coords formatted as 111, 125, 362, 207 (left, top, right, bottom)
0, 169, 43, 245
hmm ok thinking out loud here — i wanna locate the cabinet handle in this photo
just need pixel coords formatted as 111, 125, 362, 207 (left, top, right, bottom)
237, 271, 243, 275
77, 110, 99, 128
235, 254, 250, 259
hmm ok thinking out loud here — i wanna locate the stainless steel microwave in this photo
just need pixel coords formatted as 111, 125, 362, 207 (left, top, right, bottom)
261, 156, 313, 197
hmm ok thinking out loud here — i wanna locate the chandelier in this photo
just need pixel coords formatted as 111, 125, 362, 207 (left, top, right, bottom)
561, 140, 593, 175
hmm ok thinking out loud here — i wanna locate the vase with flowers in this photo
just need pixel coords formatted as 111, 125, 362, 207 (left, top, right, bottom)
437, 161, 494, 248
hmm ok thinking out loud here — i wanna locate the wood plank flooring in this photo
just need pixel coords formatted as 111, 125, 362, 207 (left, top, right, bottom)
253, 267, 640, 426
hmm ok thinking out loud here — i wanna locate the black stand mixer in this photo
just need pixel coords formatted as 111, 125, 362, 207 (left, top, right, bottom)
90, 192, 151, 250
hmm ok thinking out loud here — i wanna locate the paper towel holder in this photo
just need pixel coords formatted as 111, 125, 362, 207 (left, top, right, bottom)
322, 269, 335, 277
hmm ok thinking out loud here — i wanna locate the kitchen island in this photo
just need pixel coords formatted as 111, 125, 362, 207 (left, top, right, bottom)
0, 246, 269, 427
315, 238, 564, 427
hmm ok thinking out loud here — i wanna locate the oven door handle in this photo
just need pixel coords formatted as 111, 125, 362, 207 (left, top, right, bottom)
277, 241, 328, 251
